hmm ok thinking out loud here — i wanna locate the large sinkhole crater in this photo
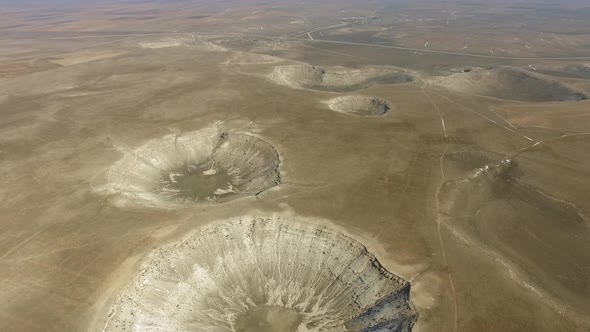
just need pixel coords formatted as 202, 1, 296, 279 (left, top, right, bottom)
105, 128, 281, 208
326, 96, 392, 117
103, 217, 417, 332
270, 65, 415, 92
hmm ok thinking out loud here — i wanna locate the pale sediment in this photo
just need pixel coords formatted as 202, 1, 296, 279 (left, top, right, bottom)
101, 217, 416, 332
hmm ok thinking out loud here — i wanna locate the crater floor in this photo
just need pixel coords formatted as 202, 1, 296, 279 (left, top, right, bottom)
101, 128, 281, 208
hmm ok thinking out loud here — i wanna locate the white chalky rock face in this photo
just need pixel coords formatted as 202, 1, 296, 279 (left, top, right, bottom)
103, 217, 416, 332
326, 96, 392, 117
269, 65, 414, 92
104, 128, 280, 208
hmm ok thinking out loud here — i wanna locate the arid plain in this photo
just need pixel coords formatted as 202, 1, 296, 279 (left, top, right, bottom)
1, 1, 590, 331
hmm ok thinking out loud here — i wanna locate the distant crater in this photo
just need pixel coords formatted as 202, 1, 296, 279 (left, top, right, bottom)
270, 65, 414, 92
325, 95, 392, 117
428, 66, 587, 102
101, 217, 417, 332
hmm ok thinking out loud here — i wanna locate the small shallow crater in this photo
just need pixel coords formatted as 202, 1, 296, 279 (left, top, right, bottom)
101, 217, 417, 332
431, 65, 488, 76
102, 128, 280, 208
326, 95, 392, 117
270, 65, 414, 92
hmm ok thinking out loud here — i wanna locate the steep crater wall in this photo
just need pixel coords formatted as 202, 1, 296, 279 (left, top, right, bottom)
102, 128, 280, 208
101, 217, 416, 332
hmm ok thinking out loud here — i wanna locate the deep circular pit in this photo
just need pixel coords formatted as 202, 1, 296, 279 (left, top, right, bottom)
104, 128, 281, 208
102, 217, 417, 332
326, 95, 392, 117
